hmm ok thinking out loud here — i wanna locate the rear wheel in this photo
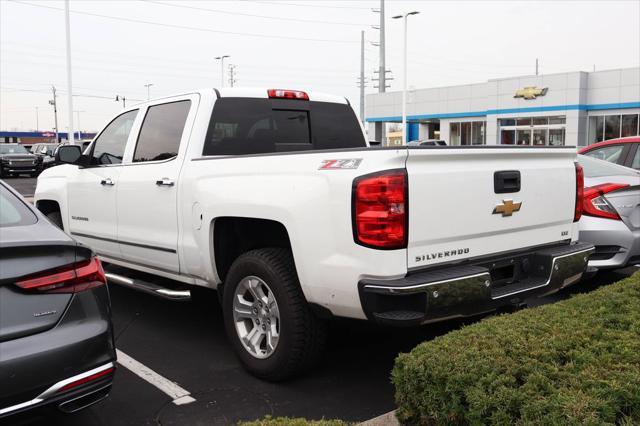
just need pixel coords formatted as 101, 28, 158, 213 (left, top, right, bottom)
45, 211, 63, 230
222, 248, 327, 381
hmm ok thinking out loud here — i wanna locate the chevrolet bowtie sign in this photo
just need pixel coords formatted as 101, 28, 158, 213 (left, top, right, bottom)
514, 87, 548, 100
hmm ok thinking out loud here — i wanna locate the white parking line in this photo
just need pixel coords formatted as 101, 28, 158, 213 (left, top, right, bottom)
116, 349, 196, 406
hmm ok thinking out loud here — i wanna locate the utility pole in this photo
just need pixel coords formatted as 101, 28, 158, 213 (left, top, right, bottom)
74, 110, 84, 140
35, 106, 39, 131
215, 55, 230, 88
49, 86, 59, 143
393, 11, 420, 145
144, 83, 154, 100
64, 0, 75, 145
535, 58, 539, 76
228, 64, 237, 87
372, 0, 391, 145
357, 30, 366, 127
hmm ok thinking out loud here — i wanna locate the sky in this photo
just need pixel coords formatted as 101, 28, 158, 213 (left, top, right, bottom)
1, 0, 639, 133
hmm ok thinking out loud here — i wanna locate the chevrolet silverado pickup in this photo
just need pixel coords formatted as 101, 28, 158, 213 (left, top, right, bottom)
34, 88, 594, 380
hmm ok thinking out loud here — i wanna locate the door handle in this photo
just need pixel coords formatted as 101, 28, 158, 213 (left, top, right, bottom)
100, 178, 115, 186
155, 178, 175, 187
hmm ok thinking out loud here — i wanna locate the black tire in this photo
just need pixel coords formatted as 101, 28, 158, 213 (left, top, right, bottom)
222, 248, 327, 381
45, 211, 63, 230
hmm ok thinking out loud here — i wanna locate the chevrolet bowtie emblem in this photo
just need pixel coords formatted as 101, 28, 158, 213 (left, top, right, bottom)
514, 87, 548, 100
493, 199, 522, 217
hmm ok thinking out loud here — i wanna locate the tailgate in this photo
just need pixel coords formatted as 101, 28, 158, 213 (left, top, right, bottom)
406, 147, 577, 269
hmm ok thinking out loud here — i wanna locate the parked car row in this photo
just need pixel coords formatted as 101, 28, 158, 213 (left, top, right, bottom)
1, 88, 638, 421
0, 141, 94, 178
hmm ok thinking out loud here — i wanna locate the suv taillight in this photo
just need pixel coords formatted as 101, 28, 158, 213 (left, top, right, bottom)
353, 169, 407, 249
582, 183, 629, 220
15, 256, 106, 293
574, 162, 584, 222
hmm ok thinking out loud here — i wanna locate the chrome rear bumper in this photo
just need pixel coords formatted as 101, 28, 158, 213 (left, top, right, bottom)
359, 242, 595, 325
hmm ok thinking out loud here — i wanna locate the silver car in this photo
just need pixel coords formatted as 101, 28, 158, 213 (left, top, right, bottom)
578, 155, 640, 270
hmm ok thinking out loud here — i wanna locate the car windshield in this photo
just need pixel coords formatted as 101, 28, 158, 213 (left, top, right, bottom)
578, 154, 640, 178
0, 145, 29, 154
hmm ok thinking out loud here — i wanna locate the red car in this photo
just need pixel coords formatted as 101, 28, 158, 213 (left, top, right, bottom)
579, 136, 640, 170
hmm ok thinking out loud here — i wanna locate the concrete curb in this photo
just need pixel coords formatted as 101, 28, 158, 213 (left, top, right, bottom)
358, 410, 400, 426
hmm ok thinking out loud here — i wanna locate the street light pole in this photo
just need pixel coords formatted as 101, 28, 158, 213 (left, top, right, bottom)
35, 106, 39, 131
215, 55, 230, 88
74, 110, 85, 140
64, 0, 75, 145
393, 11, 419, 145
144, 83, 154, 101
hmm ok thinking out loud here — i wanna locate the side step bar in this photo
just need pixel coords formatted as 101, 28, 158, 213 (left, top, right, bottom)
105, 273, 192, 301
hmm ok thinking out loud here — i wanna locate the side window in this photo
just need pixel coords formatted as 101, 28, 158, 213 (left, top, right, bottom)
583, 145, 624, 164
91, 110, 138, 165
133, 100, 191, 163
631, 145, 640, 170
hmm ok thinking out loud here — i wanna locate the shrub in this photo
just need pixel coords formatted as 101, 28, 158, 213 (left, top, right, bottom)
392, 272, 640, 425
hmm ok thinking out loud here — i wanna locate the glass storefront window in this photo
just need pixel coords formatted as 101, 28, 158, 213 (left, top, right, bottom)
592, 116, 605, 143
532, 129, 547, 145
501, 130, 515, 145
450, 122, 460, 145
549, 129, 565, 146
499, 116, 565, 146
589, 114, 639, 144
449, 121, 486, 145
472, 122, 485, 145
604, 115, 621, 140
516, 129, 531, 145
461, 122, 472, 145
622, 114, 639, 137
549, 116, 566, 125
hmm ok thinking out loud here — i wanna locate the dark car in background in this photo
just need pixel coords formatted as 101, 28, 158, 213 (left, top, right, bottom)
31, 143, 60, 170
0, 144, 43, 177
0, 181, 116, 419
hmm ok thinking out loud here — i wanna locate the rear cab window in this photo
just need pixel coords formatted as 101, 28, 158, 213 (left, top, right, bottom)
0, 185, 37, 227
202, 98, 365, 156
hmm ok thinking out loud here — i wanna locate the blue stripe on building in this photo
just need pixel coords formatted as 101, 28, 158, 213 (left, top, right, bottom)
365, 101, 640, 123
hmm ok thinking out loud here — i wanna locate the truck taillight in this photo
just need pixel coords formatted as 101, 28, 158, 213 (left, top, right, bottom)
267, 89, 309, 100
353, 169, 407, 249
574, 162, 584, 222
582, 183, 629, 220
15, 256, 106, 293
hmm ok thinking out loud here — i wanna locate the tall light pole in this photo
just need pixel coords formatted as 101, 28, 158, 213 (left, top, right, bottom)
64, 0, 75, 145
74, 110, 85, 140
144, 83, 154, 101
35, 106, 39, 131
393, 11, 419, 145
215, 55, 230, 88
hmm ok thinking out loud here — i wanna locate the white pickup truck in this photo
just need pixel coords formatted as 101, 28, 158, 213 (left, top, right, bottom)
35, 88, 594, 380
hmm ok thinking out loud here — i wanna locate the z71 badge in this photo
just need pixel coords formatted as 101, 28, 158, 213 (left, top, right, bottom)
319, 159, 362, 170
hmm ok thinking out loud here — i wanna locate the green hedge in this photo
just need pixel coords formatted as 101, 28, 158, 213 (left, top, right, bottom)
392, 272, 640, 425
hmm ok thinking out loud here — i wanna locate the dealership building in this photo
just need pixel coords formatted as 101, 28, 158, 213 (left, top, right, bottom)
365, 67, 640, 147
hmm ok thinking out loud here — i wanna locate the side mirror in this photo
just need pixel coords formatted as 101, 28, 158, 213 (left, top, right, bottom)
55, 145, 82, 165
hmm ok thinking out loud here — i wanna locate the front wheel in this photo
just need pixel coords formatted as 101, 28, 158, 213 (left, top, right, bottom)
222, 248, 327, 381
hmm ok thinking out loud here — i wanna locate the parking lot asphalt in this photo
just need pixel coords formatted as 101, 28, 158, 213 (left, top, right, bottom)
4, 177, 638, 426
